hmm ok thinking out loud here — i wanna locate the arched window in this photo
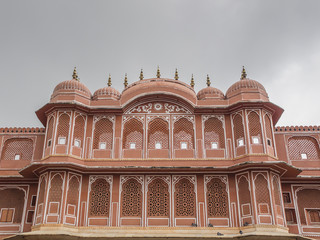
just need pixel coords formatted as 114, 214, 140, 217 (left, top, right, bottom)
233, 114, 245, 147
265, 115, 273, 147
73, 115, 85, 148
148, 118, 169, 150
65, 175, 81, 220
123, 118, 144, 150
204, 117, 225, 149
206, 178, 228, 217
174, 178, 195, 217
56, 113, 70, 145
89, 178, 111, 217
0, 188, 25, 223
254, 174, 271, 216
93, 118, 113, 150
173, 118, 194, 150
1, 138, 33, 160
46, 116, 55, 148
297, 189, 320, 225
147, 178, 170, 217
248, 112, 263, 144
288, 136, 320, 160
47, 173, 64, 219
238, 176, 252, 224
121, 179, 142, 217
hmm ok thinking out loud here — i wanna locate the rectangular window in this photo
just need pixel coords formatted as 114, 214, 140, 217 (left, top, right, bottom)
155, 142, 162, 149
74, 139, 81, 147
31, 195, 37, 207
309, 210, 320, 223
211, 142, 218, 149
180, 142, 188, 149
252, 136, 260, 144
267, 138, 272, 146
14, 154, 21, 160
282, 192, 291, 204
58, 137, 66, 145
129, 143, 136, 149
99, 142, 106, 149
237, 139, 244, 147
301, 153, 307, 159
0, 208, 14, 223
285, 209, 296, 224
47, 139, 52, 147
26, 210, 34, 224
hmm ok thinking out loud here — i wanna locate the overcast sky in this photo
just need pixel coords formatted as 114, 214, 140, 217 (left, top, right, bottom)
0, 0, 320, 127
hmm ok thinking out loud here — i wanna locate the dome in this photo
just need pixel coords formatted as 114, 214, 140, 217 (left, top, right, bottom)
51, 79, 92, 99
93, 86, 121, 100
226, 78, 268, 99
121, 78, 197, 106
197, 86, 224, 100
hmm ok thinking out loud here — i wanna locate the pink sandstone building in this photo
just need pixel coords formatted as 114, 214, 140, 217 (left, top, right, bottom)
0, 67, 319, 240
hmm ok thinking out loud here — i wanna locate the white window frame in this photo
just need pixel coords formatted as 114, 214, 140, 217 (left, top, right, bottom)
99, 142, 106, 150
58, 137, 66, 145
237, 138, 244, 147
14, 154, 21, 160
129, 142, 136, 149
211, 142, 218, 149
155, 142, 162, 149
180, 142, 188, 150
74, 139, 81, 147
301, 153, 308, 159
252, 136, 260, 144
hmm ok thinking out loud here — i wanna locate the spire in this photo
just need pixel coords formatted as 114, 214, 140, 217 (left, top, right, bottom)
190, 74, 195, 88
72, 67, 79, 81
107, 74, 112, 87
124, 73, 128, 88
174, 68, 179, 80
241, 66, 247, 79
206, 74, 211, 87
140, 69, 144, 80
156, 66, 161, 78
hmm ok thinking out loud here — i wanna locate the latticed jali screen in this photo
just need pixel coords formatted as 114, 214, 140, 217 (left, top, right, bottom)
264, 115, 273, 143
66, 176, 80, 214
173, 118, 194, 149
73, 115, 85, 148
248, 112, 262, 144
204, 117, 225, 149
297, 189, 320, 224
272, 176, 283, 216
47, 174, 63, 213
89, 178, 110, 217
46, 117, 54, 147
288, 136, 320, 160
175, 178, 195, 217
206, 178, 228, 217
148, 118, 169, 149
56, 114, 70, 143
238, 176, 252, 216
37, 177, 46, 215
254, 174, 271, 214
0, 188, 25, 223
147, 178, 169, 217
1, 138, 33, 160
93, 118, 113, 149
121, 179, 142, 217
123, 119, 143, 149
233, 114, 245, 143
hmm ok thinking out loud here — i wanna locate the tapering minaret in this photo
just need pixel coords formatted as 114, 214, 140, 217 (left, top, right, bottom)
72, 67, 79, 81
175, 68, 179, 80
241, 66, 247, 79
140, 69, 144, 80
190, 74, 195, 88
124, 73, 128, 88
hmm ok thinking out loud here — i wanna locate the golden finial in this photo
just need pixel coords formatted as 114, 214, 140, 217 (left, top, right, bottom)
107, 74, 112, 87
156, 66, 161, 78
72, 67, 79, 81
206, 74, 211, 87
241, 66, 247, 79
174, 68, 179, 80
140, 69, 144, 80
190, 74, 195, 88
124, 73, 128, 88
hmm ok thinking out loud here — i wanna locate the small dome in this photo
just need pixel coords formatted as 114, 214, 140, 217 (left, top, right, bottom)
197, 86, 224, 100
51, 79, 92, 99
93, 86, 121, 100
226, 78, 268, 99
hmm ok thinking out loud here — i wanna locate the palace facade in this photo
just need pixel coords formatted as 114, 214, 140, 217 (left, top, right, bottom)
0, 67, 319, 240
